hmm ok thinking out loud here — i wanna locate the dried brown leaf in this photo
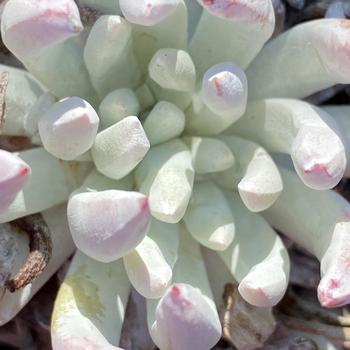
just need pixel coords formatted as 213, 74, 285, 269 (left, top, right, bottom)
6, 214, 52, 292
219, 283, 276, 350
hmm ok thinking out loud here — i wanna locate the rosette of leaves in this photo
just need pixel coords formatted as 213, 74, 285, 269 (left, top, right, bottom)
1, 1, 350, 349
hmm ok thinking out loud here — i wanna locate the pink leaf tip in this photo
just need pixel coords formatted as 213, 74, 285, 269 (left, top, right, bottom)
0, 150, 31, 213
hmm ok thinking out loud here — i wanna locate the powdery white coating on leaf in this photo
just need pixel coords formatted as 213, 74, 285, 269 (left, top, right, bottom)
0, 148, 91, 224
72, 169, 134, 198
202, 62, 247, 117
227, 99, 347, 190
124, 218, 180, 299
147, 219, 180, 269
247, 19, 350, 99
215, 136, 283, 212
202, 248, 277, 349
291, 125, 346, 190
124, 235, 173, 299
150, 283, 222, 350
147, 229, 221, 348
148, 49, 196, 92
197, 0, 274, 23
136, 83, 156, 111
53, 337, 124, 350
2, 1, 350, 346
20, 34, 96, 103
84, 15, 132, 75
322, 105, 350, 177
0, 64, 45, 137
119, 0, 182, 26
219, 193, 290, 307
99, 88, 140, 130
263, 167, 350, 308
130, 1, 188, 76
184, 181, 235, 251
318, 222, 350, 308
143, 101, 185, 146
186, 136, 235, 174
185, 63, 247, 136
24, 92, 56, 143
1, 0, 83, 59
51, 251, 129, 350
135, 139, 194, 223
38, 97, 99, 161
92, 116, 150, 180
84, 15, 141, 97
313, 19, 350, 86
67, 190, 151, 263
189, 0, 275, 73
0, 150, 31, 213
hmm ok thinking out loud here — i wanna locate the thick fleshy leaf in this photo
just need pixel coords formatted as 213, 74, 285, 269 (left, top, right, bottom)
203, 249, 276, 350
323, 105, 350, 176
149, 49, 196, 92
184, 0, 202, 39
185, 63, 247, 135
149, 283, 222, 350
190, 0, 275, 74
185, 136, 234, 174
51, 251, 129, 350
219, 193, 290, 307
226, 99, 347, 190
25, 34, 97, 103
121, 0, 187, 73
0, 150, 31, 214
184, 181, 235, 250
0, 65, 45, 136
247, 19, 350, 99
148, 48, 196, 110
84, 15, 141, 98
120, 0, 181, 26
92, 116, 150, 180
143, 101, 185, 146
39, 97, 99, 160
99, 89, 140, 130
202, 63, 247, 115
124, 219, 179, 298
0, 148, 91, 223
147, 228, 222, 350
124, 237, 172, 299
263, 167, 350, 308
135, 83, 156, 112
24, 92, 56, 144
68, 190, 150, 262
73, 168, 134, 196
214, 136, 283, 212
1, 0, 83, 59
135, 139, 194, 223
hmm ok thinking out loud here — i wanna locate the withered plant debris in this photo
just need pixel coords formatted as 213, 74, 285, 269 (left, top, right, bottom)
6, 214, 52, 293
0, 71, 8, 129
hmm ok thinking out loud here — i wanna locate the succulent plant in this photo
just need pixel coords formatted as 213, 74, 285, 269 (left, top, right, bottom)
1, 0, 350, 349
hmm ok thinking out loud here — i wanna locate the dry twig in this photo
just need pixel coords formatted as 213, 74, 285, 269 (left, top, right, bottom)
6, 214, 52, 292
0, 71, 9, 129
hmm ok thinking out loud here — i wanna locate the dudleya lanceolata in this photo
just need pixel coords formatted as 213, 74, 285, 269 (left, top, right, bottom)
1, 0, 350, 349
